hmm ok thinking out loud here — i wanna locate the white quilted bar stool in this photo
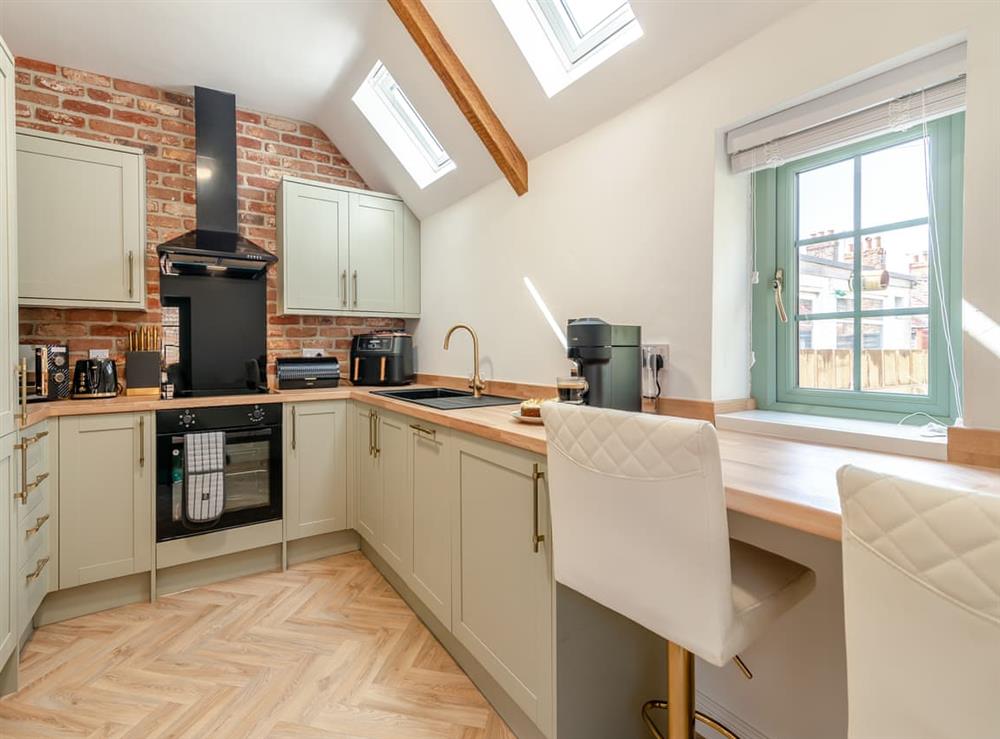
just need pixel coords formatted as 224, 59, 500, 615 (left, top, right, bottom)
541, 403, 816, 739
837, 466, 1000, 739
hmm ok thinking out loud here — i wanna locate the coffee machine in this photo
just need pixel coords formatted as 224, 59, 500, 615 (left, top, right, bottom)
567, 317, 641, 412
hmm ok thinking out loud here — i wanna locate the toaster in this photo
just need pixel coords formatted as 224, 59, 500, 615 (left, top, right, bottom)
276, 356, 341, 389
349, 332, 414, 386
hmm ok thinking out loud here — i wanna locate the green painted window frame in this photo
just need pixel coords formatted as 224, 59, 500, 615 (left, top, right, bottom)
751, 113, 964, 423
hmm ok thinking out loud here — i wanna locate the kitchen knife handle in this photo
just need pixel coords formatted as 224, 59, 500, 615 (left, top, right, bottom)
352, 271, 358, 306
128, 251, 135, 298
341, 270, 347, 307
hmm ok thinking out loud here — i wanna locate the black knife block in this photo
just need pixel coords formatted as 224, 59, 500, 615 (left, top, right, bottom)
125, 351, 161, 397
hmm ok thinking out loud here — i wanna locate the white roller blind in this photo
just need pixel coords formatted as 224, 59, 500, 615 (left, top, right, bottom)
728, 44, 966, 174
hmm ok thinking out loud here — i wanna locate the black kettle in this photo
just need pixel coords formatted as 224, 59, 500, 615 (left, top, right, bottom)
72, 359, 121, 399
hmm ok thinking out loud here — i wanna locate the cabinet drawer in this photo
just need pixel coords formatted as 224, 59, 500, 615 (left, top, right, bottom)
18, 548, 51, 632
16, 468, 50, 526
17, 492, 51, 571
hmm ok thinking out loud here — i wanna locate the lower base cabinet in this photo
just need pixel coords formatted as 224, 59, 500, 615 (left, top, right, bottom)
452, 436, 554, 737
0, 433, 15, 672
285, 401, 348, 540
355, 401, 554, 738
59, 413, 152, 588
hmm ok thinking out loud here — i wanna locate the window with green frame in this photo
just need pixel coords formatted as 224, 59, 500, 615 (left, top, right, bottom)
751, 113, 964, 423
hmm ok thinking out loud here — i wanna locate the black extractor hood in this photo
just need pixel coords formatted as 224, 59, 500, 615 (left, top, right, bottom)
157, 87, 276, 278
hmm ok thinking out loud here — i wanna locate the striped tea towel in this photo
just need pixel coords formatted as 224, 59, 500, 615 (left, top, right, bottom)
185, 431, 225, 523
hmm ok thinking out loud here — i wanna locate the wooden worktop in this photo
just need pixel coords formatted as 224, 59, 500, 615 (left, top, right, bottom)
20, 387, 1000, 542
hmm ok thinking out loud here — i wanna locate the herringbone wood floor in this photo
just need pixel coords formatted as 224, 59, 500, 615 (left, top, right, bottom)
0, 551, 517, 738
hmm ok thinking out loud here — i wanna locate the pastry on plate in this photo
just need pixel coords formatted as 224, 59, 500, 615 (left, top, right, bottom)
520, 398, 544, 418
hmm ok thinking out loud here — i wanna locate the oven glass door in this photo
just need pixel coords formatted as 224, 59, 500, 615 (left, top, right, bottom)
157, 425, 282, 541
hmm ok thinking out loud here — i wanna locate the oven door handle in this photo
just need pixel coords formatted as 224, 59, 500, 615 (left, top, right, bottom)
168, 428, 275, 445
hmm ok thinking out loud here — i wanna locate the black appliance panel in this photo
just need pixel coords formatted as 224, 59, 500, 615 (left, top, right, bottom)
349, 333, 414, 386
567, 317, 642, 412
276, 356, 340, 389
161, 272, 268, 396
155, 404, 282, 542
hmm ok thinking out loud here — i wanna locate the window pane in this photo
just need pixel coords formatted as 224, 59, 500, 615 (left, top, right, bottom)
797, 159, 854, 239
861, 138, 929, 228
798, 236, 854, 316
798, 319, 854, 390
861, 314, 929, 395
858, 224, 930, 309
559, 0, 626, 36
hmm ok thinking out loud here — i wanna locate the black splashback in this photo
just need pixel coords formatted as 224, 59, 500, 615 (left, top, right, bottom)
160, 272, 267, 396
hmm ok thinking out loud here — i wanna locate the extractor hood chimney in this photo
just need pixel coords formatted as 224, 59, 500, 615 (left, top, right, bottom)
157, 87, 276, 278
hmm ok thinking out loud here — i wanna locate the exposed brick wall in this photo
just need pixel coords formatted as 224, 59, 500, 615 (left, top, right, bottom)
14, 57, 403, 386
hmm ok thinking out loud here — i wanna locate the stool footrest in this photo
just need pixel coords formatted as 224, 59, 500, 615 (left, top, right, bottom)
642, 700, 742, 739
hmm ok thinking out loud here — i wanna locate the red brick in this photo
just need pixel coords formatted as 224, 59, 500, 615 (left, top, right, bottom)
15, 71, 30, 85
87, 88, 134, 106
16, 88, 59, 107
34, 75, 84, 96
146, 158, 182, 173
113, 79, 160, 99
138, 129, 182, 146
162, 175, 194, 190
263, 116, 297, 132
316, 164, 349, 179
280, 159, 315, 174
163, 91, 193, 107
36, 108, 85, 127
264, 142, 297, 157
162, 119, 195, 136
90, 119, 134, 137
114, 109, 158, 127
147, 186, 181, 201
36, 322, 89, 337
285, 326, 317, 338
149, 214, 183, 229
63, 99, 111, 117
90, 324, 132, 337
281, 133, 312, 147
64, 309, 110, 321
299, 149, 331, 164
63, 67, 111, 87
248, 201, 275, 215
17, 121, 59, 134
16, 57, 57, 74
15, 103, 29, 118
244, 125, 279, 141
161, 147, 195, 163
298, 123, 326, 139
237, 135, 261, 150
236, 110, 261, 124
138, 98, 181, 117
246, 176, 278, 190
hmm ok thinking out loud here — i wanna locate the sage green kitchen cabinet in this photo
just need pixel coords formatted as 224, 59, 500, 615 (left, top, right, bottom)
452, 435, 554, 737
276, 179, 349, 313
408, 420, 454, 629
16, 131, 145, 310
284, 401, 348, 541
354, 404, 381, 544
59, 413, 153, 588
375, 410, 410, 575
0, 432, 15, 678
277, 176, 419, 318
0, 37, 17, 439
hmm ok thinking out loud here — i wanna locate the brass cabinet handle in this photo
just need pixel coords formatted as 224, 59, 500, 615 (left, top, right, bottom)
24, 430, 48, 445
352, 270, 358, 306
25, 471, 49, 493
26, 556, 50, 583
532, 464, 546, 553
410, 423, 436, 440
128, 251, 135, 297
25, 513, 50, 537
374, 411, 380, 458
341, 270, 347, 307
368, 409, 374, 457
139, 416, 145, 467
19, 357, 28, 425
291, 406, 297, 450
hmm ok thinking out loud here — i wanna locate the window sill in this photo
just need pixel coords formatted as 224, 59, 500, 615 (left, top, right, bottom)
715, 410, 947, 461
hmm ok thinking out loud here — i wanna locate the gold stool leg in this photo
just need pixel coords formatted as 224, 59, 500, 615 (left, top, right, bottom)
642, 642, 743, 739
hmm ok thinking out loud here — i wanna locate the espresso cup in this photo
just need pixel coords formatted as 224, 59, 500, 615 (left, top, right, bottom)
556, 376, 588, 404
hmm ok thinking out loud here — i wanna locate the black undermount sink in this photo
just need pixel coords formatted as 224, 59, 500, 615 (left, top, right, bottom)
373, 387, 520, 411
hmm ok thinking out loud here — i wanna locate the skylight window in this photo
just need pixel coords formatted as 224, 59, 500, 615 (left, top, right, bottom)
492, 0, 643, 97
353, 62, 456, 188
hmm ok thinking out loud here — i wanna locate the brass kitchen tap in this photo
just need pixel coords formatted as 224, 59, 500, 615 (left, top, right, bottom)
443, 324, 486, 398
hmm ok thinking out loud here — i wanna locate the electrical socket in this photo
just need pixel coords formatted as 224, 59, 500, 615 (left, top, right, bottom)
301, 348, 324, 358
642, 343, 669, 399
89, 349, 110, 359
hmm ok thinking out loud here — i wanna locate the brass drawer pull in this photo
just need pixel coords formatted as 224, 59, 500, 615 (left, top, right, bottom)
25, 471, 49, 492
291, 406, 297, 450
532, 464, 546, 553
27, 430, 49, 444
139, 416, 145, 467
26, 556, 50, 583
26, 514, 50, 537
410, 424, 436, 440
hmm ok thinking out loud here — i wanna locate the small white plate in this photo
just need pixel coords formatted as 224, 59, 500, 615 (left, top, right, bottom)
511, 410, 544, 425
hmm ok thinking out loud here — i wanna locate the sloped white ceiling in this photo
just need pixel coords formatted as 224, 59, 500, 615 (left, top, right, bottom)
0, 0, 803, 217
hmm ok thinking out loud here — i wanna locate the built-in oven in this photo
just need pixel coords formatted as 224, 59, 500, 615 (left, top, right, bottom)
156, 403, 282, 542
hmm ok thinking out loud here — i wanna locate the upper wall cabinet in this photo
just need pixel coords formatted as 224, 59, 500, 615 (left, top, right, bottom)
277, 176, 420, 318
0, 38, 18, 438
16, 131, 146, 310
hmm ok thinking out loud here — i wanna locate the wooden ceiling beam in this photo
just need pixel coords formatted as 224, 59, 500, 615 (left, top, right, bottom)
387, 0, 528, 196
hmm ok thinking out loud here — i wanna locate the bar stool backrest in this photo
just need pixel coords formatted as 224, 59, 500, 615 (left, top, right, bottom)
837, 465, 1000, 739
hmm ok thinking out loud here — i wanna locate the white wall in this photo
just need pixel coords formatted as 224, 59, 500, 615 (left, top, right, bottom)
416, 1, 1000, 424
